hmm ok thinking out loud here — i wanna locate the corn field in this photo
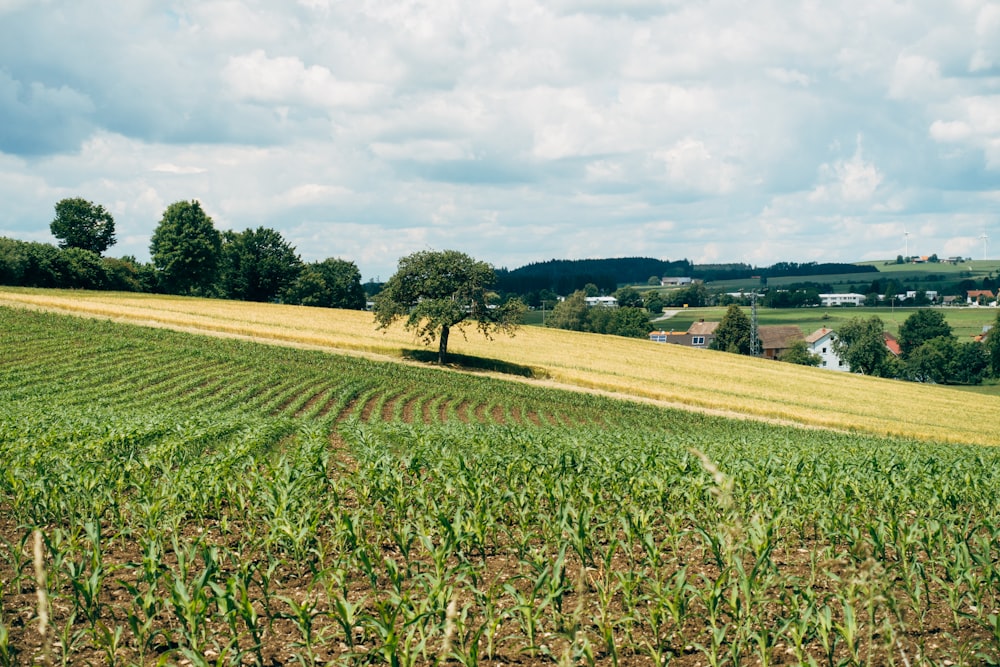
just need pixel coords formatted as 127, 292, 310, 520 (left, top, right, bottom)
2, 307, 1000, 666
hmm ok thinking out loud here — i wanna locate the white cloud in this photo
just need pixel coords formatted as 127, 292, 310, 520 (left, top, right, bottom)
655, 139, 738, 195
888, 54, 942, 100
1, 1, 999, 279
151, 164, 207, 175
931, 95, 1000, 167
223, 50, 386, 109
765, 67, 811, 86
809, 138, 883, 204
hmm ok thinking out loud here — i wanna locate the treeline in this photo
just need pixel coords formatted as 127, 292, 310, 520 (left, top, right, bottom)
0, 198, 368, 309
544, 289, 653, 338
496, 257, 694, 295
832, 309, 999, 385
496, 257, 875, 295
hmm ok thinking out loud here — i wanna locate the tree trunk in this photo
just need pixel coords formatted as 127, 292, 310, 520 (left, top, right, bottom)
438, 325, 450, 364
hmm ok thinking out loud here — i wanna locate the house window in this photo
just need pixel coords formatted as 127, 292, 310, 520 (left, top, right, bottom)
822, 360, 827, 366
692, 336, 705, 345
822, 347, 827, 353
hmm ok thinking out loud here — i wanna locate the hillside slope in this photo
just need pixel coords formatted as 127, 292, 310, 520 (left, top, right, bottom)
2, 286, 998, 445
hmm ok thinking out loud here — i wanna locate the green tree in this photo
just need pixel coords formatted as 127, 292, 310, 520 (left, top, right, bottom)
19, 241, 62, 287
987, 312, 1000, 377
150, 200, 222, 295
897, 309, 952, 358
546, 291, 589, 331
613, 286, 643, 309
101, 256, 147, 292
284, 258, 366, 309
665, 283, 710, 308
832, 316, 890, 376
0, 237, 28, 285
50, 197, 116, 255
643, 290, 665, 314
606, 307, 652, 338
710, 304, 759, 355
219, 227, 303, 302
953, 341, 989, 385
905, 336, 955, 383
778, 339, 822, 366
57, 247, 107, 289
373, 250, 525, 364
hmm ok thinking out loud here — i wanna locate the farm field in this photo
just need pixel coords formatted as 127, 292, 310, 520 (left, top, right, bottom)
2, 287, 1000, 446
3, 306, 1000, 665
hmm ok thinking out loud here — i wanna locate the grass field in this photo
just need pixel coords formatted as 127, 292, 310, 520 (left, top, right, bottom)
4, 305, 1000, 665
3, 287, 1000, 445
696, 259, 1000, 294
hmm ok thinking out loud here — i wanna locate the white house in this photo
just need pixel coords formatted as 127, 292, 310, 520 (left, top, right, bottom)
661, 277, 693, 286
819, 293, 866, 307
584, 296, 618, 307
805, 327, 849, 371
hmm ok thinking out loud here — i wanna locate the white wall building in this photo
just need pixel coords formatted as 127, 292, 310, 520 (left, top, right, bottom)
819, 293, 866, 307
584, 296, 618, 307
805, 327, 848, 371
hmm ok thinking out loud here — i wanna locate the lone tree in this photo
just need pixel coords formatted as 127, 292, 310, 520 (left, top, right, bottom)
50, 197, 116, 254
373, 249, 525, 364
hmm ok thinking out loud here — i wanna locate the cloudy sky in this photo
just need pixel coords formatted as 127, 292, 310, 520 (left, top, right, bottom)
1, 1, 998, 281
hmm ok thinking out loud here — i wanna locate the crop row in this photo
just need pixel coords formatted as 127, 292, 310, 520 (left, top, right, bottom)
3, 306, 1000, 665
0, 308, 617, 429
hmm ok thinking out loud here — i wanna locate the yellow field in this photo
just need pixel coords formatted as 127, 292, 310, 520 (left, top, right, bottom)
3, 286, 998, 445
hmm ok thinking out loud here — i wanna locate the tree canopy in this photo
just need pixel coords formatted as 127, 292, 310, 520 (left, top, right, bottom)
613, 286, 643, 309
546, 291, 589, 331
897, 309, 953, 358
710, 304, 759, 355
778, 339, 822, 366
219, 227, 302, 302
284, 258, 366, 309
832, 316, 891, 376
150, 201, 222, 295
373, 250, 525, 364
50, 197, 116, 255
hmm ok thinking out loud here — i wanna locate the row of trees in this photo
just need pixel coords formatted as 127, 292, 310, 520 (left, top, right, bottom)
832, 309, 997, 384
1, 198, 367, 310
544, 290, 653, 338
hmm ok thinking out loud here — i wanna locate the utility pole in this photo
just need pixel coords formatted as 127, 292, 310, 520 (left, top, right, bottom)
750, 290, 760, 357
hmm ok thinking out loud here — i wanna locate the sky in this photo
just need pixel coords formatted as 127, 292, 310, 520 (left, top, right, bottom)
1, 1, 999, 282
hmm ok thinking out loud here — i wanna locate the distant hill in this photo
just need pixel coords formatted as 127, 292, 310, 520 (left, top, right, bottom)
496, 257, 875, 294
496, 257, 693, 294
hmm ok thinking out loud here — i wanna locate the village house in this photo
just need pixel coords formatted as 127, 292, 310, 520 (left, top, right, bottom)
805, 327, 848, 371
758, 325, 804, 360
967, 290, 995, 306
648, 320, 718, 348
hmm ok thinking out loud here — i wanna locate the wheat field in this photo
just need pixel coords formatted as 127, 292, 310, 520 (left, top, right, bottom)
2, 286, 997, 445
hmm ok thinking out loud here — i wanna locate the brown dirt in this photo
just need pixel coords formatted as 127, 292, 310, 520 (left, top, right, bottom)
294, 388, 329, 418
